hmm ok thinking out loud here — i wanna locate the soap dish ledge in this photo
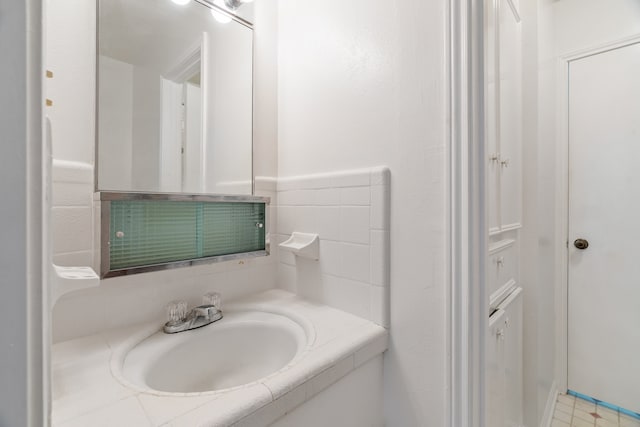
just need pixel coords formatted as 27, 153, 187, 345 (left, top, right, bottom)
279, 232, 320, 260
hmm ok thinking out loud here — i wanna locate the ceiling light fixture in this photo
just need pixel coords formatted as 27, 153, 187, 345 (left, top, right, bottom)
223, 0, 242, 9
210, 0, 232, 23
210, 0, 252, 24
171, 0, 191, 5
222, 0, 254, 9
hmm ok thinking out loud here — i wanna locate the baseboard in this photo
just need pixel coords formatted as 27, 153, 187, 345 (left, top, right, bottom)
540, 381, 558, 427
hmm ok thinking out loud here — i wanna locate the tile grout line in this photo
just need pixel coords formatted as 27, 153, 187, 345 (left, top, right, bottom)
553, 394, 640, 427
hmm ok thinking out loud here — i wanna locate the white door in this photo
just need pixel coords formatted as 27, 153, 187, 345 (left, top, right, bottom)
568, 42, 640, 413
182, 82, 203, 193
160, 78, 183, 192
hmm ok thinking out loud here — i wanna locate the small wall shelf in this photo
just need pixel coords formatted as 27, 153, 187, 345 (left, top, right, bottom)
52, 265, 100, 305
279, 232, 320, 260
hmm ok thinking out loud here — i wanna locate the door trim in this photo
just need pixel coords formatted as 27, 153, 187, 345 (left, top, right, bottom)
449, 0, 487, 426
557, 33, 640, 395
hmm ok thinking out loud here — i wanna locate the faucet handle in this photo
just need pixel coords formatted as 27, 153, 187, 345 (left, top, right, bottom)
166, 300, 188, 325
202, 292, 221, 310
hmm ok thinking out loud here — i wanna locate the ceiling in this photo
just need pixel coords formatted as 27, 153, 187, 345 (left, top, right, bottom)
99, 0, 253, 74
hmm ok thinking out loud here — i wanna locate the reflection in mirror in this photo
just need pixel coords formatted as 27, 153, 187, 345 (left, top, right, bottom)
97, 0, 253, 195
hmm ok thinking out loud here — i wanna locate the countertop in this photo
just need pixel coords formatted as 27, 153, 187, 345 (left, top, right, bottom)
52, 289, 388, 427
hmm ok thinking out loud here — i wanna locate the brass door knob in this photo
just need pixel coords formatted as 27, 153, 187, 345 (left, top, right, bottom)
574, 239, 589, 250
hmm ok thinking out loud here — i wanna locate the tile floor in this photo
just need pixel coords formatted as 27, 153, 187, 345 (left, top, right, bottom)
552, 393, 640, 427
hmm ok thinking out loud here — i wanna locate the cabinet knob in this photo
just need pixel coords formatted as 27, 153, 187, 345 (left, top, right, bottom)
500, 158, 510, 167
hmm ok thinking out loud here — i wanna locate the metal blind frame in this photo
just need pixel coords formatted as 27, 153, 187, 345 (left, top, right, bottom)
99, 192, 270, 278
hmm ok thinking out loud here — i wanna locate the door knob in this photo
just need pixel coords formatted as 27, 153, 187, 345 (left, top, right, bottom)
574, 239, 589, 250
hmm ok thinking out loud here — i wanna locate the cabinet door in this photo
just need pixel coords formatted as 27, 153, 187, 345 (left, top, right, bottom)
486, 0, 501, 232
498, 0, 522, 229
487, 309, 506, 427
502, 288, 523, 427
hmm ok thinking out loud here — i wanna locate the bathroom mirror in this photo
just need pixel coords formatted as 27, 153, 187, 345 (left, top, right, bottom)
97, 0, 253, 195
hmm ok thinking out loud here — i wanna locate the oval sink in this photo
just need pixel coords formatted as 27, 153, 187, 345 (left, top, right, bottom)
119, 310, 308, 394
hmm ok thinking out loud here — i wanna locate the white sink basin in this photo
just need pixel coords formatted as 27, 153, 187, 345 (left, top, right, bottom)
118, 310, 308, 394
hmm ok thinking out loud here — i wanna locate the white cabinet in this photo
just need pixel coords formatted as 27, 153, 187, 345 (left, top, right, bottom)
498, 0, 522, 230
503, 288, 523, 427
488, 239, 518, 309
486, 0, 501, 233
486, 0, 523, 235
486, 1, 524, 425
488, 308, 506, 427
487, 288, 523, 427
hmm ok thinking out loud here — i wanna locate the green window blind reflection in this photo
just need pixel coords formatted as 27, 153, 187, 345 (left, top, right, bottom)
109, 200, 266, 271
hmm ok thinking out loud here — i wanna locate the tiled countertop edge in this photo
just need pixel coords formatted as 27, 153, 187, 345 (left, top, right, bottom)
231, 331, 388, 427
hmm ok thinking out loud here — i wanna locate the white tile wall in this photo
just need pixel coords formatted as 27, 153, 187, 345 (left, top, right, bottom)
51, 159, 96, 269
51, 164, 389, 341
51, 169, 279, 343
276, 167, 390, 327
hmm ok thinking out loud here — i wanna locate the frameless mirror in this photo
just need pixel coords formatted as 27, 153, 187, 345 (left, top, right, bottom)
97, 0, 253, 195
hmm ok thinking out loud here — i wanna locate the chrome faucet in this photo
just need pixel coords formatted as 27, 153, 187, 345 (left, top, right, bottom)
163, 295, 223, 334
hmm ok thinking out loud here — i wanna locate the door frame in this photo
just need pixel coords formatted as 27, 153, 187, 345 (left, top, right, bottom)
557, 33, 640, 395
449, 0, 488, 426
0, 0, 46, 425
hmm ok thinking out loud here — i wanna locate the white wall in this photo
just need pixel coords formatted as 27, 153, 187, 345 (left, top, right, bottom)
276, 168, 390, 328
276, 0, 448, 424
98, 56, 133, 190
98, 59, 163, 192
51, 160, 96, 268
45, 0, 96, 164
551, 0, 640, 56
253, 0, 278, 180
519, 1, 558, 425
131, 66, 162, 191
206, 22, 254, 194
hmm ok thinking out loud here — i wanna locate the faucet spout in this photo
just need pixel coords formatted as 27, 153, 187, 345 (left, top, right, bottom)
192, 304, 218, 320
163, 304, 223, 334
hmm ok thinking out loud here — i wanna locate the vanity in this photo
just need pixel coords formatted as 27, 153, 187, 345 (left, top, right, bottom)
52, 290, 388, 426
